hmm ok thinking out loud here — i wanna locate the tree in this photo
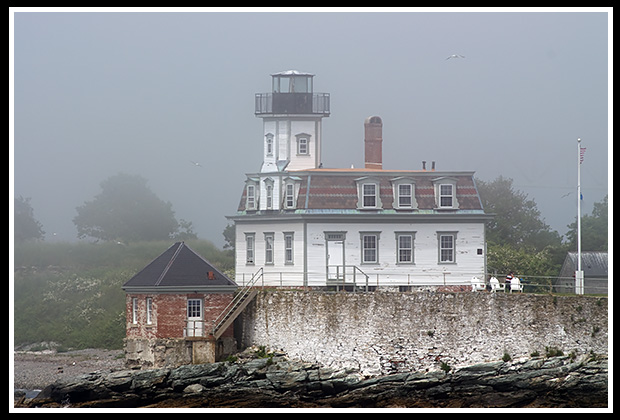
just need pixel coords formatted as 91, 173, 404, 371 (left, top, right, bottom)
172, 219, 198, 241
222, 223, 235, 250
477, 176, 565, 282
73, 173, 180, 242
14, 196, 45, 242
565, 195, 608, 252
476, 176, 561, 250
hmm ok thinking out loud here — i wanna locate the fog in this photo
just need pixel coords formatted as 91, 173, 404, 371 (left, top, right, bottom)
11, 9, 610, 248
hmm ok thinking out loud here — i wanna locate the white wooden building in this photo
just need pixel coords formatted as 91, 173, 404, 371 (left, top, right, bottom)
229, 71, 492, 289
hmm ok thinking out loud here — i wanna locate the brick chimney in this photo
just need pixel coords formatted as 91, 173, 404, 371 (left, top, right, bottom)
364, 116, 383, 170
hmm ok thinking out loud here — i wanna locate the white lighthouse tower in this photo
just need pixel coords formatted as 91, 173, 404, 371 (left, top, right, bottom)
255, 70, 330, 173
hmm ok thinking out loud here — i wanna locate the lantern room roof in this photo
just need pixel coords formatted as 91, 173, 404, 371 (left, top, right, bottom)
270, 70, 315, 77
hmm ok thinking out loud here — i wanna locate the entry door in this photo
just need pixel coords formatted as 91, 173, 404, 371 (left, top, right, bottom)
327, 238, 345, 280
186, 298, 203, 337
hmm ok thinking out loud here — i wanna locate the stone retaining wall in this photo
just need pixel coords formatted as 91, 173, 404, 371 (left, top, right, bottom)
237, 291, 608, 376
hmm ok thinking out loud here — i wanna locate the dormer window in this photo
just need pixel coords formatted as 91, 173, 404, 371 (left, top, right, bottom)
283, 176, 302, 209
263, 177, 274, 210
398, 184, 412, 207
245, 178, 260, 211
363, 184, 377, 207
285, 184, 295, 207
355, 177, 383, 209
390, 177, 418, 210
439, 184, 454, 207
266, 184, 273, 209
432, 177, 459, 209
247, 184, 256, 210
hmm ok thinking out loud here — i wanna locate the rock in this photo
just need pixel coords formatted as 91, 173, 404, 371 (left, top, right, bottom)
20, 353, 608, 408
183, 384, 205, 394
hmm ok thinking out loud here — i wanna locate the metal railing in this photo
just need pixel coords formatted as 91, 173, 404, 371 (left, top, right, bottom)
184, 320, 206, 338
212, 268, 263, 339
234, 269, 608, 295
327, 265, 370, 292
254, 92, 330, 115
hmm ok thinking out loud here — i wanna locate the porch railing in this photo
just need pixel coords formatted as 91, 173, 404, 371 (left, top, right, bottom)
327, 265, 370, 292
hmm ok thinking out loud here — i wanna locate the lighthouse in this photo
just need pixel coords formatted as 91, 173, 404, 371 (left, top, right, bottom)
231, 71, 490, 289
255, 70, 330, 172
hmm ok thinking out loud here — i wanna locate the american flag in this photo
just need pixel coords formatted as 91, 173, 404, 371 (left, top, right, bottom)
580, 147, 586, 164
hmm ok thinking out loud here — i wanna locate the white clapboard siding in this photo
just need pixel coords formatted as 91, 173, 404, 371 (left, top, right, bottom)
235, 219, 486, 288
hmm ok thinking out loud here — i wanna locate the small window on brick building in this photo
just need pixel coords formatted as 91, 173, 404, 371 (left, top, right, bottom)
132, 297, 138, 324
146, 297, 153, 325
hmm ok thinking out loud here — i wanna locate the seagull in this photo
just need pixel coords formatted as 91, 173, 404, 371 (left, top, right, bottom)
446, 54, 465, 60
190, 160, 202, 167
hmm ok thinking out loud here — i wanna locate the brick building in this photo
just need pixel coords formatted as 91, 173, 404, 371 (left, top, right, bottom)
122, 241, 238, 368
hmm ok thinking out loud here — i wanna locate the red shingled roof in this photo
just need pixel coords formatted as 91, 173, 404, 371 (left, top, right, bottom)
237, 169, 483, 212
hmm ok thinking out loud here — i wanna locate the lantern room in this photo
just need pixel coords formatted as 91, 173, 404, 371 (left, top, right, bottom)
255, 70, 330, 116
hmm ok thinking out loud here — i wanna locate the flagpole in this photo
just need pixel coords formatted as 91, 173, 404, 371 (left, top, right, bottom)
576, 138, 584, 295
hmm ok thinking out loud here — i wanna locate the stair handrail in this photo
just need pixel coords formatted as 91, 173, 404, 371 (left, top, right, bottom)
212, 267, 263, 335
352, 265, 370, 292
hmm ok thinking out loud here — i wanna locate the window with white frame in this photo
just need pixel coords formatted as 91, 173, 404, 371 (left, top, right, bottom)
285, 183, 295, 208
246, 184, 257, 210
396, 232, 415, 264
265, 134, 274, 156
438, 233, 457, 263
356, 177, 383, 209
245, 233, 255, 265
297, 137, 309, 155
187, 299, 203, 319
266, 184, 273, 210
439, 184, 454, 208
363, 184, 377, 208
398, 184, 413, 207
264, 233, 274, 265
361, 232, 380, 264
391, 178, 417, 210
132, 297, 138, 324
432, 178, 459, 209
284, 232, 294, 264
146, 297, 153, 325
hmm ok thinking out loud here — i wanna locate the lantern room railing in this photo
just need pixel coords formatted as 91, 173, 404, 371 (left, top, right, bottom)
255, 92, 330, 116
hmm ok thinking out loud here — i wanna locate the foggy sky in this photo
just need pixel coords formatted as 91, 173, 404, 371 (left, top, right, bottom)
11, 9, 610, 248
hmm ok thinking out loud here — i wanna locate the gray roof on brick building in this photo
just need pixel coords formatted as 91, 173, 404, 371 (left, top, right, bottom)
122, 242, 237, 293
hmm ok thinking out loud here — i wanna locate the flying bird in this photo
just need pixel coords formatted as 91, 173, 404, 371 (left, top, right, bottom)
190, 160, 202, 167
446, 54, 465, 60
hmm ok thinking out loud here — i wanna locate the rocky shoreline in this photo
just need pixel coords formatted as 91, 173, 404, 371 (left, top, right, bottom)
14, 348, 125, 392
15, 347, 608, 409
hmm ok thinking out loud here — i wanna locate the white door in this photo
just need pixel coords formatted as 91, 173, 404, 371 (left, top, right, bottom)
327, 240, 345, 281
186, 299, 203, 337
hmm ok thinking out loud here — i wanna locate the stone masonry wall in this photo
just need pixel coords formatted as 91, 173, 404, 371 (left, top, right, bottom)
237, 291, 608, 377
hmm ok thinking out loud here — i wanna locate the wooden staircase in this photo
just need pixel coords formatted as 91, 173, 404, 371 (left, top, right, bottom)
212, 268, 262, 340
